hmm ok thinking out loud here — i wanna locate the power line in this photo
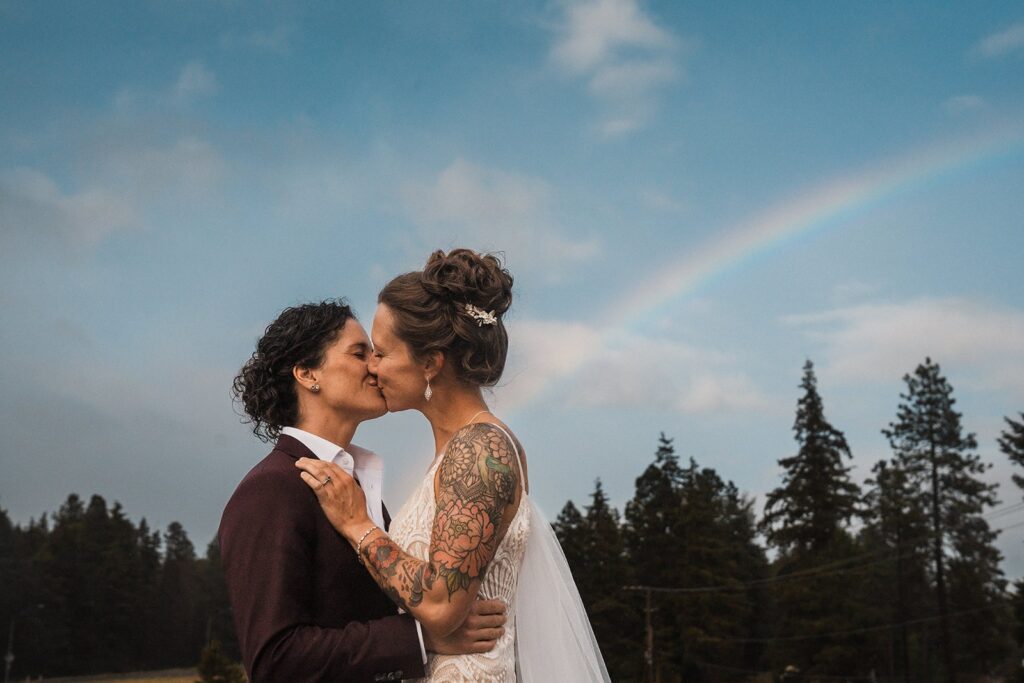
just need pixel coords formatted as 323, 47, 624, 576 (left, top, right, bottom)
620, 511, 1024, 596
985, 501, 1024, 521
695, 605, 998, 644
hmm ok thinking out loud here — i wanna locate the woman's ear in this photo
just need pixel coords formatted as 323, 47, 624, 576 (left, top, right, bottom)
423, 350, 445, 381
293, 365, 319, 391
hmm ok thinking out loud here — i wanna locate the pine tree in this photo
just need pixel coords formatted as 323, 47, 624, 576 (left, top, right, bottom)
195, 538, 239, 659
625, 433, 684, 586
861, 459, 930, 683
883, 358, 1002, 683
761, 361, 864, 675
762, 360, 860, 554
625, 433, 685, 681
0, 505, 15, 677
41, 494, 88, 674
561, 481, 639, 681
136, 518, 163, 666
674, 459, 768, 680
159, 521, 201, 666
1001, 412, 1024, 490
553, 501, 586, 578
1013, 580, 1024, 683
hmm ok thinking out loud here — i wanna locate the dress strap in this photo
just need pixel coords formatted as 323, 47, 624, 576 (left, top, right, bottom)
483, 422, 527, 495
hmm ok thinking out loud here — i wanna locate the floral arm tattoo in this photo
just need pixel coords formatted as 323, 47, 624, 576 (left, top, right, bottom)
358, 424, 519, 614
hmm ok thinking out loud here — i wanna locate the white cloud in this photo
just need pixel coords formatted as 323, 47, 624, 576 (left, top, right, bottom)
787, 298, 1024, 397
173, 61, 219, 103
944, 94, 986, 114
220, 25, 294, 53
587, 57, 677, 97
975, 21, 1024, 58
640, 188, 689, 214
113, 61, 220, 113
550, 0, 682, 137
0, 167, 138, 243
94, 136, 228, 202
0, 134, 227, 252
402, 158, 600, 273
494, 318, 774, 415
552, 0, 676, 73
830, 280, 881, 304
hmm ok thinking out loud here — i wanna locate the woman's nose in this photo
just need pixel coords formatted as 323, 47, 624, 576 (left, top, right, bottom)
367, 353, 379, 374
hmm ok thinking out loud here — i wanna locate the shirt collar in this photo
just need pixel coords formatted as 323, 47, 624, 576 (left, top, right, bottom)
280, 426, 381, 473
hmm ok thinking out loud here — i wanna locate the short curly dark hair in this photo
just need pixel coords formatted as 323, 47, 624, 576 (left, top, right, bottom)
232, 300, 355, 442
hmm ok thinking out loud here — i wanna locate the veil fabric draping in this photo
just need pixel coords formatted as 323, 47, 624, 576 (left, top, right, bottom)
514, 496, 612, 682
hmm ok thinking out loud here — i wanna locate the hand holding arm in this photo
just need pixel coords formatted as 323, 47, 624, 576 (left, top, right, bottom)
296, 424, 520, 639
423, 598, 507, 655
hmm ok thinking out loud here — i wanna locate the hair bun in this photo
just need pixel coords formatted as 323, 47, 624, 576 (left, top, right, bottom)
420, 248, 513, 317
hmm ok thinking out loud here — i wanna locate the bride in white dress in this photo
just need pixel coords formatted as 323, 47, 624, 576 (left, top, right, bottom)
296, 249, 608, 682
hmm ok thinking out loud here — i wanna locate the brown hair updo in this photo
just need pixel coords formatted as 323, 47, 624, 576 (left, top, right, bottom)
379, 248, 513, 386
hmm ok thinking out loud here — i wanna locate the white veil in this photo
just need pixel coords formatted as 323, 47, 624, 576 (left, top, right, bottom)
514, 496, 611, 682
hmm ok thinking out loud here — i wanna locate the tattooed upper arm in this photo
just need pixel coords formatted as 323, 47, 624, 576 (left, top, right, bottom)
430, 423, 521, 600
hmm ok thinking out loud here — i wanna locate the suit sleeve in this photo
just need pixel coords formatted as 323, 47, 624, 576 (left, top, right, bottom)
219, 470, 426, 682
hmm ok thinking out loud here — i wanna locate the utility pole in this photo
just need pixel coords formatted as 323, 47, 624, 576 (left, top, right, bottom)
624, 585, 657, 683
644, 588, 654, 683
4, 617, 14, 683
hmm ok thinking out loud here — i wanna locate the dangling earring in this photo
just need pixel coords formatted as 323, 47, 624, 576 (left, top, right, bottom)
310, 383, 320, 393
424, 379, 433, 401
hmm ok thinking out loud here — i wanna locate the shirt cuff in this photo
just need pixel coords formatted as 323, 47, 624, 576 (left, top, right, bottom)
414, 620, 428, 665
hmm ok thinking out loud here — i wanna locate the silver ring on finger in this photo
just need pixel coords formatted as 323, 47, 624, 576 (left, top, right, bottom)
319, 475, 332, 489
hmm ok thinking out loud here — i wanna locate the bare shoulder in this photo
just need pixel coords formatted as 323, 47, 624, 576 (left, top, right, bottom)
438, 422, 522, 505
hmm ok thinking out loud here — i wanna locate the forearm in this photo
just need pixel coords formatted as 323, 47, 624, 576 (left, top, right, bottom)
354, 525, 475, 636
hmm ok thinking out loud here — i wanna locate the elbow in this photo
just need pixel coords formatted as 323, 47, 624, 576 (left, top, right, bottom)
417, 602, 468, 639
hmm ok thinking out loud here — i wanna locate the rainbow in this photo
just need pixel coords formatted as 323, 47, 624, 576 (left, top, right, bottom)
506, 123, 1024, 412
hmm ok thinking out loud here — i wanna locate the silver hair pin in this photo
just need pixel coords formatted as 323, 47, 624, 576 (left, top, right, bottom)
462, 303, 498, 326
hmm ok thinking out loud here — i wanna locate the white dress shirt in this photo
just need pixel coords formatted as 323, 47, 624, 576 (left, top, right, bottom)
281, 426, 386, 527
280, 426, 428, 664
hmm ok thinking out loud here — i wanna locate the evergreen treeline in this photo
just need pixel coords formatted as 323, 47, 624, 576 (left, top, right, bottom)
1, 356, 1022, 682
0, 495, 236, 680
555, 358, 1022, 682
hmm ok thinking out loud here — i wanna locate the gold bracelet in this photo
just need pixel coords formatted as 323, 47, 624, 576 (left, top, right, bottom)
355, 525, 380, 563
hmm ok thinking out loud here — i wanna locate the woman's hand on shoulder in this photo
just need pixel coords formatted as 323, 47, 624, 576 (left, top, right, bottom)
295, 457, 371, 540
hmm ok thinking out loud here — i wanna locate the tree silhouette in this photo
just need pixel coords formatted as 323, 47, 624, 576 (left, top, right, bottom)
762, 360, 860, 554
883, 358, 1002, 683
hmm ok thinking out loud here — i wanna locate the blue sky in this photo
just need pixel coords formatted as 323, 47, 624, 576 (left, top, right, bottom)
2, 1, 1024, 575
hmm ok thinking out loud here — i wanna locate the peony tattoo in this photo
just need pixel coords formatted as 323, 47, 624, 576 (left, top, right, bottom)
433, 498, 497, 595
356, 423, 520, 613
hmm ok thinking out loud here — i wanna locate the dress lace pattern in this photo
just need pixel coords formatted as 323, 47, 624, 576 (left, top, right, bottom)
389, 427, 530, 682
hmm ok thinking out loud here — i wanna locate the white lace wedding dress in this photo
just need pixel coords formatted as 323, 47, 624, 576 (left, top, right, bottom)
389, 423, 530, 682
389, 423, 610, 682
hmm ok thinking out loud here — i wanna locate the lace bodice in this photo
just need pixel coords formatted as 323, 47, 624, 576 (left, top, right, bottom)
389, 426, 530, 682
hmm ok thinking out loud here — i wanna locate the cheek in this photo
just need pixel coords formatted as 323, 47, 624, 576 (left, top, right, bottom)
382, 360, 416, 389
376, 360, 397, 385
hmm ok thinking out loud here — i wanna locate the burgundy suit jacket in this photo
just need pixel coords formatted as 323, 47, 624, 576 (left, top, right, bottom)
219, 434, 425, 682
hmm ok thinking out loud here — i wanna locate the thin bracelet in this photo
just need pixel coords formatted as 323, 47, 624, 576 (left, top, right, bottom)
355, 525, 380, 562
